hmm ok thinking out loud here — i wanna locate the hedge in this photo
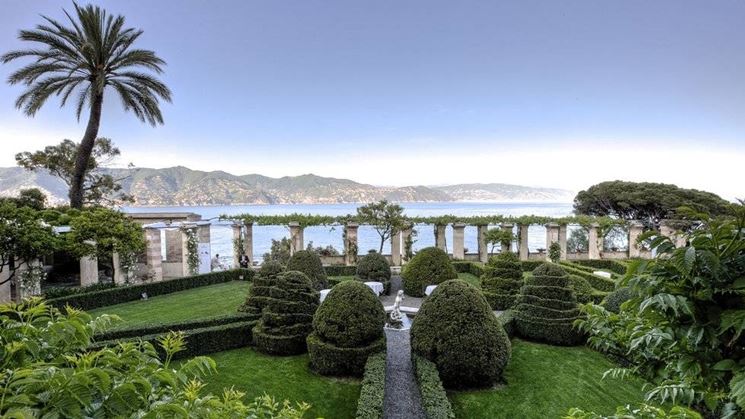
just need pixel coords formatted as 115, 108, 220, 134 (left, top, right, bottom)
402, 247, 457, 297
559, 263, 616, 292
287, 250, 328, 290
603, 287, 635, 313
520, 260, 545, 272
481, 253, 524, 310
95, 312, 260, 341
47, 269, 254, 311
412, 355, 455, 419
239, 262, 283, 314
325, 265, 357, 276
355, 352, 387, 419
356, 252, 392, 295
43, 282, 117, 299
452, 261, 484, 277
498, 310, 516, 338
571, 259, 628, 275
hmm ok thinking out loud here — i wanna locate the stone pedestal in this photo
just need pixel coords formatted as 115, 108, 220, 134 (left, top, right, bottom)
501, 223, 514, 253
391, 230, 402, 266
145, 227, 163, 281
519, 224, 529, 261
165, 229, 183, 262
452, 223, 466, 260
628, 221, 644, 258
588, 223, 601, 260
545, 223, 560, 260
435, 224, 447, 252
401, 227, 413, 263
477, 225, 488, 263
289, 222, 304, 255
80, 240, 99, 287
344, 222, 359, 266
558, 224, 568, 261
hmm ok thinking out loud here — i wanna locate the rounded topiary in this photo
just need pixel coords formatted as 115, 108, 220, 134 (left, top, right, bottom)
480, 252, 523, 310
401, 247, 457, 297
238, 260, 285, 315
253, 270, 319, 355
567, 274, 594, 304
603, 287, 634, 313
287, 250, 328, 290
355, 251, 391, 295
411, 279, 511, 389
307, 281, 386, 376
515, 263, 584, 345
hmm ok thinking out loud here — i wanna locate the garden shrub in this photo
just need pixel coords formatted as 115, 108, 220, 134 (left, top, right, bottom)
452, 261, 484, 277
238, 261, 284, 314
356, 251, 391, 295
498, 309, 516, 338
602, 286, 634, 313
355, 352, 386, 419
308, 281, 386, 376
480, 253, 523, 310
412, 355, 455, 419
325, 265, 357, 277
520, 260, 544, 271
401, 247, 457, 297
515, 263, 584, 345
572, 259, 628, 275
253, 271, 319, 355
568, 274, 594, 304
410, 279, 511, 389
287, 250, 328, 290
559, 262, 616, 292
95, 312, 259, 341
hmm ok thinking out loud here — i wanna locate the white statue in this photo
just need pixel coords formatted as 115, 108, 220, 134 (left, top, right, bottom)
389, 290, 405, 326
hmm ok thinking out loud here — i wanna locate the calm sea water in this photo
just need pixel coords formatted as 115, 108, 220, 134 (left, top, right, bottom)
123, 202, 574, 266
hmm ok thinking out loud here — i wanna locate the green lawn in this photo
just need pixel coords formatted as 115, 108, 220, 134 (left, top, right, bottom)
195, 347, 361, 418
458, 272, 480, 287
450, 339, 648, 418
89, 281, 250, 329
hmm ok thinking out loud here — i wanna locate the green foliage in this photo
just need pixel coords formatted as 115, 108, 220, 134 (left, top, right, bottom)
0, 201, 58, 288
43, 282, 117, 299
559, 262, 617, 292
601, 287, 634, 313
308, 281, 386, 376
239, 261, 284, 314
572, 259, 629, 275
253, 271, 319, 355
402, 247, 458, 297
515, 263, 584, 345
0, 188, 47, 210
484, 227, 514, 253
95, 312, 259, 341
356, 251, 391, 295
411, 280, 511, 389
306, 240, 340, 257
287, 250, 328, 290
520, 260, 545, 271
452, 261, 485, 277
355, 352, 387, 419
325, 265, 358, 277
574, 204, 745, 415
263, 237, 292, 266
498, 310, 516, 338
568, 275, 595, 304
565, 404, 702, 419
413, 355, 456, 419
549, 241, 562, 262
481, 253, 523, 310
356, 200, 407, 253
182, 225, 199, 276
567, 228, 589, 253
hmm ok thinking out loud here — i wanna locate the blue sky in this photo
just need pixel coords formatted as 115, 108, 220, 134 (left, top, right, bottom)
1, 0, 744, 199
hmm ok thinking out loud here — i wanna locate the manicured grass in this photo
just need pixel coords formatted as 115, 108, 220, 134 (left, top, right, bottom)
89, 281, 250, 329
196, 347, 361, 418
449, 339, 648, 418
458, 272, 480, 287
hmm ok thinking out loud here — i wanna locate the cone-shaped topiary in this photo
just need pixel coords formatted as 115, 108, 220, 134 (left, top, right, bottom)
253, 270, 319, 355
480, 252, 523, 310
356, 251, 392, 295
401, 247, 457, 297
287, 250, 328, 290
515, 263, 584, 345
238, 260, 284, 314
567, 274, 594, 304
603, 286, 634, 313
411, 279, 511, 389
307, 281, 386, 376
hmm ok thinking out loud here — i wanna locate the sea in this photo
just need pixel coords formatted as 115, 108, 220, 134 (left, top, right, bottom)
123, 202, 574, 267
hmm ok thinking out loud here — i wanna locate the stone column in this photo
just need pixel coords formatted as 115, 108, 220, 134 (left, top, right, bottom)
232, 222, 244, 267
145, 227, 163, 281
545, 223, 560, 260
165, 229, 182, 262
344, 222, 359, 266
660, 220, 687, 248
79, 240, 99, 287
628, 221, 644, 258
477, 225, 488, 263
244, 222, 254, 265
0, 268, 10, 303
452, 223, 466, 260
391, 230, 402, 266
16, 259, 42, 299
112, 251, 127, 285
181, 226, 196, 277
587, 223, 601, 260
519, 224, 529, 261
197, 223, 211, 271
401, 227, 412, 263
558, 224, 568, 260
435, 224, 447, 252
289, 222, 304, 256
501, 223, 514, 253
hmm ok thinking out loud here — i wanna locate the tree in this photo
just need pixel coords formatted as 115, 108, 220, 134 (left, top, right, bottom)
573, 181, 732, 230
2, 3, 171, 208
484, 228, 513, 253
0, 202, 58, 290
16, 138, 133, 206
0, 188, 47, 211
356, 200, 407, 253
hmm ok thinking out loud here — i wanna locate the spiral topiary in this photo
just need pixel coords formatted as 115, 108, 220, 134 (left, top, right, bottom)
411, 279, 511, 389
480, 252, 523, 310
603, 286, 634, 313
238, 260, 285, 315
515, 263, 584, 345
567, 274, 594, 304
401, 247, 457, 297
307, 281, 386, 376
355, 251, 392, 295
253, 270, 319, 355
287, 250, 328, 290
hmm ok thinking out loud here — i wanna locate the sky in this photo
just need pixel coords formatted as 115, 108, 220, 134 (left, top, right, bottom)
0, 0, 744, 200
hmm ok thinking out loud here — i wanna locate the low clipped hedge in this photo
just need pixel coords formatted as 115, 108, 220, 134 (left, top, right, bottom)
355, 352, 387, 419
572, 259, 628, 275
452, 261, 484, 277
287, 250, 328, 290
48, 269, 254, 311
481, 253, 524, 310
498, 310, 516, 338
325, 265, 357, 277
95, 312, 260, 341
568, 274, 594, 304
412, 355, 455, 419
356, 251, 391, 295
402, 247, 457, 297
520, 260, 545, 272
44, 282, 117, 299
559, 262, 616, 292
239, 261, 284, 314
603, 286, 635, 313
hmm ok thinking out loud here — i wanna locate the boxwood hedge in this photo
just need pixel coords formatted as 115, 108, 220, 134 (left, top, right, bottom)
412, 355, 455, 419
287, 250, 328, 290
355, 352, 387, 419
95, 312, 260, 341
401, 247, 457, 297
480, 253, 523, 310
356, 251, 392, 295
239, 261, 284, 314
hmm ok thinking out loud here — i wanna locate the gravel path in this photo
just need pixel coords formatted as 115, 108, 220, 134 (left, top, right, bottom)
383, 328, 426, 419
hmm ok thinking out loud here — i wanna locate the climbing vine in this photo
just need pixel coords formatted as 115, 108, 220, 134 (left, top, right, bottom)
18, 263, 45, 297
181, 226, 199, 275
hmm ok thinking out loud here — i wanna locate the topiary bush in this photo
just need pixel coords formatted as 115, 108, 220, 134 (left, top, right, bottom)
307, 281, 386, 376
602, 286, 634, 313
567, 274, 594, 304
480, 252, 523, 310
401, 247, 457, 297
355, 251, 392, 295
253, 271, 319, 355
515, 263, 584, 345
286, 250, 328, 290
238, 261, 285, 314
410, 279, 511, 389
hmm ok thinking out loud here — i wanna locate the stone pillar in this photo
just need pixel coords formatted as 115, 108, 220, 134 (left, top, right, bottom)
0, 268, 10, 303
232, 222, 244, 267
587, 223, 601, 260
391, 230, 402, 266
401, 227, 413, 263
16, 259, 42, 299
558, 224, 568, 260
112, 252, 127, 285
344, 222, 359, 266
519, 224, 529, 261
181, 226, 195, 277
244, 222, 254, 265
197, 223, 211, 271
660, 220, 687, 248
628, 221, 644, 258
79, 240, 99, 287
289, 222, 304, 255
477, 225, 488, 263
145, 227, 163, 281
501, 223, 514, 253
165, 229, 182, 262
545, 223, 560, 260
435, 224, 447, 252
452, 223, 466, 260
198, 224, 211, 244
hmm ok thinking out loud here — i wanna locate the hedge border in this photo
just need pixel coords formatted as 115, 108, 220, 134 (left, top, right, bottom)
498, 310, 516, 338
558, 263, 616, 292
571, 259, 628, 275
452, 261, 484, 277
412, 355, 455, 419
355, 352, 387, 419
95, 312, 260, 341
324, 265, 358, 277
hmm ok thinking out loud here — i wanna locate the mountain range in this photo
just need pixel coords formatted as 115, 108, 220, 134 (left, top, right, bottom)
0, 166, 575, 206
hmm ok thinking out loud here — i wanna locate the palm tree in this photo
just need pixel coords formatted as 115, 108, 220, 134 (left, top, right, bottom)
2, 3, 171, 208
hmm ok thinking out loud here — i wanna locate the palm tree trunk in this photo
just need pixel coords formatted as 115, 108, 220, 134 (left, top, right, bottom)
70, 92, 104, 208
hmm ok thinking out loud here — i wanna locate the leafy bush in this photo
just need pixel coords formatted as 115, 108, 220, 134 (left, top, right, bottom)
411, 280, 511, 389
239, 261, 284, 314
308, 281, 386, 376
498, 309, 516, 338
263, 237, 292, 265
602, 287, 634, 313
326, 265, 358, 277
253, 271, 319, 355
568, 275, 594, 304
356, 251, 391, 295
480, 253, 523, 310
520, 260, 544, 271
412, 355, 455, 419
401, 247, 457, 297
452, 261, 485, 277
515, 263, 584, 345
548, 241, 562, 263
287, 250, 328, 290
559, 262, 616, 292
355, 352, 387, 419
43, 282, 117, 299
95, 312, 260, 341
